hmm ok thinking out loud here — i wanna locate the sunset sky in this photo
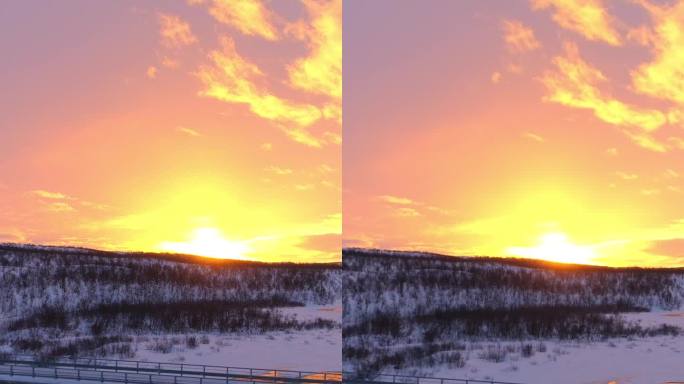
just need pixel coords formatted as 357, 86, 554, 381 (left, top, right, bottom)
0, 0, 340, 262
344, 0, 684, 267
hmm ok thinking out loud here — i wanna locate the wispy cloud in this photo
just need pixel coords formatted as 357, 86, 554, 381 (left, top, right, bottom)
615, 171, 638, 180
376, 194, 453, 219
146, 66, 158, 79
531, 0, 622, 45
377, 195, 415, 205
644, 238, 684, 259
502, 19, 541, 53
286, 0, 342, 102
631, 1, 684, 106
295, 183, 315, 191
522, 132, 545, 142
540, 42, 670, 151
395, 207, 421, 217
317, 164, 334, 174
197, 36, 325, 146
28, 189, 108, 213
641, 188, 660, 196
663, 169, 680, 179
46, 202, 76, 212
266, 166, 293, 175
177, 126, 201, 137
158, 13, 197, 49
206, 0, 279, 40
161, 57, 179, 68
30, 190, 70, 200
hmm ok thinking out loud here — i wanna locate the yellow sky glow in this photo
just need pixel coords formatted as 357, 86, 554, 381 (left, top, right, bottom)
344, 0, 684, 267
0, 0, 341, 263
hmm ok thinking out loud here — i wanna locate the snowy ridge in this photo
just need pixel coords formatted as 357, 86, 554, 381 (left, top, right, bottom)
0, 244, 341, 360
343, 248, 684, 378
344, 248, 684, 320
1, 245, 341, 317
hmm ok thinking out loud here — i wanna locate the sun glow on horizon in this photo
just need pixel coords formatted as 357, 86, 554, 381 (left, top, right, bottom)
0, 1, 341, 264
506, 232, 597, 265
159, 227, 252, 260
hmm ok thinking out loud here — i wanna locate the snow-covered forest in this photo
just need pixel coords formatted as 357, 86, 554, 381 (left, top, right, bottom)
343, 248, 684, 377
0, 243, 341, 360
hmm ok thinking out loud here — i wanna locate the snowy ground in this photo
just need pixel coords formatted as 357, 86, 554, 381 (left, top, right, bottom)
130, 302, 342, 373
417, 311, 684, 384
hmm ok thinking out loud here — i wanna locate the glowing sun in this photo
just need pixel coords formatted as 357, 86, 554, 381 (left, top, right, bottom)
506, 232, 596, 265
159, 227, 251, 260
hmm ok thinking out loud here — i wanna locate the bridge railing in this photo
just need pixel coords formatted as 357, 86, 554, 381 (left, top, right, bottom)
0, 354, 341, 383
0, 362, 266, 384
0, 354, 521, 384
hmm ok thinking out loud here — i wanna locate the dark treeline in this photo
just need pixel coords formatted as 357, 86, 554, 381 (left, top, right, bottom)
0, 243, 340, 269
346, 305, 679, 341
9, 300, 338, 335
343, 248, 684, 376
345, 248, 684, 273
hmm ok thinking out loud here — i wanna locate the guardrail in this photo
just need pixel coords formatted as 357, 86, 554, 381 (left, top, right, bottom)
0, 363, 255, 383
0, 354, 522, 384
0, 354, 340, 384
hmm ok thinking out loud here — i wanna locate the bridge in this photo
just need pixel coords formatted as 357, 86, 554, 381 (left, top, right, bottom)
0, 355, 340, 384
0, 355, 522, 384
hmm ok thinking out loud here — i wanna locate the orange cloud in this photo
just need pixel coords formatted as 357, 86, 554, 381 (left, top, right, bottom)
161, 57, 179, 68
158, 13, 197, 48
177, 126, 201, 137
266, 166, 293, 175
295, 184, 315, 191
623, 131, 668, 152
502, 19, 541, 53
46, 202, 76, 213
375, 195, 450, 219
645, 238, 684, 259
28, 190, 108, 214
395, 207, 421, 218
196, 36, 326, 146
531, 0, 622, 46
631, 1, 684, 105
286, 0, 342, 101
378, 195, 415, 205
522, 132, 545, 142
540, 42, 669, 151
207, 0, 278, 41
615, 171, 638, 180
30, 190, 69, 200
146, 66, 157, 79
664, 169, 680, 179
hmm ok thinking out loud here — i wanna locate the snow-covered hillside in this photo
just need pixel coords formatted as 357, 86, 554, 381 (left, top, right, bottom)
0, 243, 341, 370
343, 248, 684, 382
